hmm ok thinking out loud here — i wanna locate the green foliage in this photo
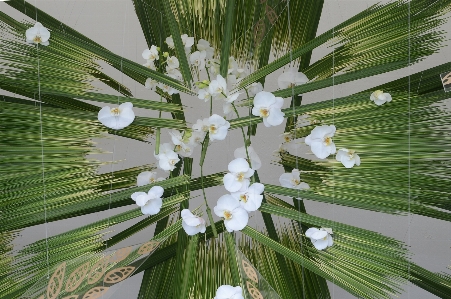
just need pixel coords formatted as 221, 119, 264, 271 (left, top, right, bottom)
1, 0, 451, 298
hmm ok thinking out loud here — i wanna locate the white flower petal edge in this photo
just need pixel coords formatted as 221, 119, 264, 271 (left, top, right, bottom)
305, 227, 333, 250
214, 195, 249, 232
279, 169, 310, 190
336, 148, 360, 168
214, 285, 244, 299
305, 125, 336, 159
97, 102, 135, 130
26, 22, 51, 45
234, 146, 262, 170
370, 90, 392, 106
181, 209, 206, 235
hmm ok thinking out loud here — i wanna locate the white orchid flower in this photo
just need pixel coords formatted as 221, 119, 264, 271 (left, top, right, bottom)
154, 143, 174, 160
158, 82, 178, 95
165, 67, 183, 80
131, 186, 164, 215
222, 92, 240, 115
142, 45, 159, 61
181, 34, 194, 49
97, 102, 135, 130
214, 195, 249, 232
166, 56, 179, 69
305, 125, 337, 159
26, 22, 51, 46
207, 59, 221, 76
145, 78, 158, 90
209, 74, 227, 98
181, 209, 206, 235
174, 142, 194, 157
197, 39, 214, 59
143, 60, 156, 70
190, 51, 206, 70
278, 68, 308, 89
165, 36, 174, 49
336, 148, 360, 168
370, 90, 392, 106
189, 131, 205, 145
192, 118, 210, 134
137, 171, 165, 187
214, 285, 244, 299
223, 158, 254, 192
198, 88, 212, 102
248, 82, 263, 97
251, 91, 285, 127
231, 182, 264, 212
158, 150, 180, 171
305, 227, 334, 250
208, 114, 230, 141
279, 169, 310, 190
234, 146, 261, 170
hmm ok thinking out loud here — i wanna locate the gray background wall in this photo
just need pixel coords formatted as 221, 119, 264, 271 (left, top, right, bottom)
1, 1, 450, 298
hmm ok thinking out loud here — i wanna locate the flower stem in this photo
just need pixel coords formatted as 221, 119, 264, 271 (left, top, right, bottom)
199, 133, 218, 238
155, 95, 163, 155
231, 103, 251, 168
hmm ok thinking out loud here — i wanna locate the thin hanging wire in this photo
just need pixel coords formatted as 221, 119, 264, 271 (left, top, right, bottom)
407, 1, 411, 297
285, 1, 306, 298
34, 0, 50, 280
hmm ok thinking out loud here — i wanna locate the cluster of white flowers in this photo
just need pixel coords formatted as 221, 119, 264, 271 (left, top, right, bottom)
213, 148, 264, 233
305, 227, 333, 250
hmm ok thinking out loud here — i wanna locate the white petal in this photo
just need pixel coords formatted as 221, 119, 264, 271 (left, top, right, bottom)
327, 235, 334, 247
182, 220, 202, 235
223, 173, 243, 192
228, 158, 249, 173
354, 154, 361, 166
225, 208, 248, 232
305, 227, 319, 238
279, 173, 294, 188
266, 108, 285, 126
135, 194, 150, 207
131, 192, 147, 202
310, 141, 331, 159
313, 238, 329, 250
148, 186, 164, 198
273, 97, 284, 109
311, 230, 328, 240
382, 93, 392, 102
248, 183, 264, 195
25, 27, 38, 41
223, 102, 233, 115
141, 198, 162, 215
341, 157, 356, 168
297, 182, 310, 190
253, 91, 276, 108
214, 194, 240, 216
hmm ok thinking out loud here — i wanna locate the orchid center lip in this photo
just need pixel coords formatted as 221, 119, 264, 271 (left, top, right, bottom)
110, 107, 121, 116
33, 35, 42, 43
224, 211, 232, 220
209, 125, 217, 134
240, 194, 248, 203
324, 136, 332, 146
259, 108, 270, 117
236, 172, 245, 182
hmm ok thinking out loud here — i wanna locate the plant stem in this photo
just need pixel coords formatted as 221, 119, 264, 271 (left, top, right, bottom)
155, 95, 163, 155
199, 133, 218, 238
231, 103, 251, 167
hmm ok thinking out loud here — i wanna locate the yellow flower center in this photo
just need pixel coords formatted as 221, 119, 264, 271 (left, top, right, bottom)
110, 108, 120, 116
373, 90, 384, 98
324, 136, 332, 146
224, 211, 232, 220
284, 136, 291, 142
170, 159, 177, 165
240, 194, 248, 203
288, 82, 295, 88
201, 125, 209, 132
259, 108, 270, 117
291, 179, 300, 186
209, 125, 217, 134
174, 145, 182, 152
236, 172, 245, 182
149, 178, 155, 183
348, 150, 355, 158
33, 36, 42, 43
